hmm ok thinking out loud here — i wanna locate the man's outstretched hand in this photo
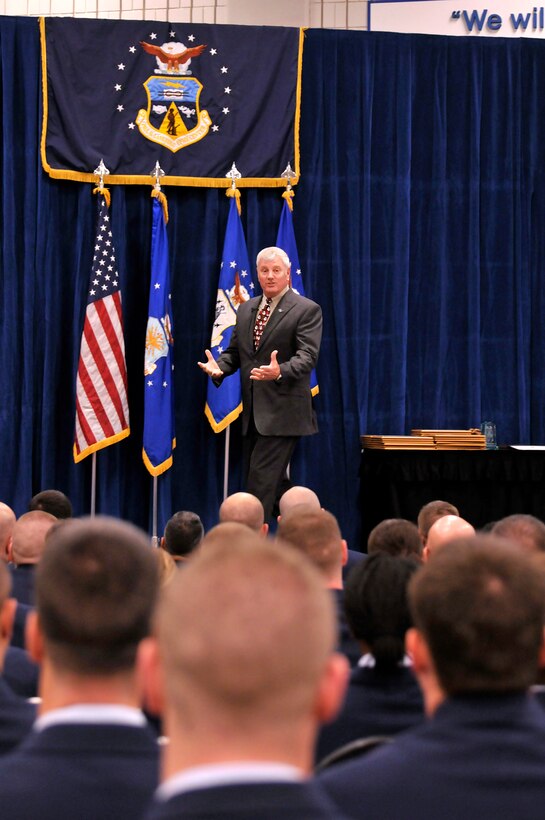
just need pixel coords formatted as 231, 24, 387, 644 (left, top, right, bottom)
250, 350, 281, 382
198, 349, 223, 379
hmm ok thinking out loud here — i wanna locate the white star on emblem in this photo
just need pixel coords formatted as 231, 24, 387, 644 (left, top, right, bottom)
221, 66, 228, 73
114, 84, 122, 91
129, 46, 136, 53
169, 31, 176, 38
104, 215, 109, 222
188, 34, 195, 41
212, 125, 219, 132
163, 381, 168, 387
250, 283, 255, 289
210, 48, 217, 55
296, 268, 301, 274
113, 280, 118, 286
150, 32, 157, 40
222, 107, 230, 115
230, 261, 236, 268
118, 63, 125, 70
241, 270, 248, 277
154, 283, 161, 289
128, 122, 135, 129
224, 86, 231, 94
117, 105, 124, 112
147, 380, 153, 387
218, 346, 223, 354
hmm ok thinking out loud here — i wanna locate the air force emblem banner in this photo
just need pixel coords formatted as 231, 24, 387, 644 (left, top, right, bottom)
39, 17, 304, 187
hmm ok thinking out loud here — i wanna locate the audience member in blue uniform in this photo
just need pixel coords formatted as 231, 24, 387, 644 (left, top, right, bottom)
0, 516, 160, 820
8, 511, 56, 606
315, 552, 424, 763
141, 534, 351, 819
0, 560, 35, 755
278, 506, 361, 667
320, 535, 545, 820
161, 510, 204, 563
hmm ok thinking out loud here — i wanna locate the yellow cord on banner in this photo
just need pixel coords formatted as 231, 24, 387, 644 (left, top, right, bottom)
282, 188, 294, 212
226, 186, 241, 215
92, 186, 111, 207
151, 188, 169, 224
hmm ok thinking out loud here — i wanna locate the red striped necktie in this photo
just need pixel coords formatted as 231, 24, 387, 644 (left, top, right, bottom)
253, 297, 272, 350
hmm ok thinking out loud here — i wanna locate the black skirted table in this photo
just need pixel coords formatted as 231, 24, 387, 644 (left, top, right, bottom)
359, 447, 545, 543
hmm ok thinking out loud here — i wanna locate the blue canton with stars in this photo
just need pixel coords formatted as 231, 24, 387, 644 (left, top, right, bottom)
88, 198, 119, 303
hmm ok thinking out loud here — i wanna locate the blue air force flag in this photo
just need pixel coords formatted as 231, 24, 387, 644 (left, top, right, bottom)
205, 197, 255, 433
143, 197, 176, 475
276, 196, 319, 396
40, 17, 303, 186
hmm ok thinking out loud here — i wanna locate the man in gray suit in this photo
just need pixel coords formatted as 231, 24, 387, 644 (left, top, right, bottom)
199, 246, 322, 521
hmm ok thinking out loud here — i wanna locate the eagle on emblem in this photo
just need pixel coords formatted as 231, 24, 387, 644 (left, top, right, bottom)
140, 41, 207, 73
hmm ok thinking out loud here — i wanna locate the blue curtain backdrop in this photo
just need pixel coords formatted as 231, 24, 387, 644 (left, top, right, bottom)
2, 17, 545, 548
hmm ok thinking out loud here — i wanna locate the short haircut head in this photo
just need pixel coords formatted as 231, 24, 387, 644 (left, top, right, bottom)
418, 500, 459, 544
0, 503, 16, 554
36, 516, 159, 676
425, 515, 475, 558
11, 511, 57, 564
367, 518, 422, 559
256, 246, 290, 269
345, 553, 419, 669
156, 536, 336, 729
219, 493, 265, 533
492, 514, 545, 554
279, 486, 320, 517
409, 535, 545, 694
29, 490, 73, 519
164, 511, 204, 558
277, 507, 343, 577
201, 522, 260, 551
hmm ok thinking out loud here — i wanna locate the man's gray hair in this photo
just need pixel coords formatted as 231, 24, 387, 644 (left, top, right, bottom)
256, 246, 291, 269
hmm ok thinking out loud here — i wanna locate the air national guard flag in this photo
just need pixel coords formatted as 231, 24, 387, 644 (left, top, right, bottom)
276, 195, 319, 396
143, 196, 176, 475
205, 196, 255, 432
40, 18, 304, 187
74, 195, 130, 462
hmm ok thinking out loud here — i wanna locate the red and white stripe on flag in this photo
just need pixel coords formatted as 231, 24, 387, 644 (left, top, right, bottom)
73, 196, 130, 462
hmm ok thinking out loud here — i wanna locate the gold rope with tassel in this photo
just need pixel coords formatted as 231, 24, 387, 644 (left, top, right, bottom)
282, 188, 294, 212
226, 186, 241, 216
151, 188, 169, 224
92, 185, 111, 207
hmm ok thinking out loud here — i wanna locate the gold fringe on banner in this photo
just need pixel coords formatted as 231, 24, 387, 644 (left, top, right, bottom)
226, 186, 241, 216
92, 186, 111, 207
151, 188, 169, 224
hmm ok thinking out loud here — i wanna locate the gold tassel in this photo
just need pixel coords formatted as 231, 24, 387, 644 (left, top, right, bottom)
92, 186, 111, 208
226, 186, 242, 216
151, 188, 169, 224
282, 189, 294, 211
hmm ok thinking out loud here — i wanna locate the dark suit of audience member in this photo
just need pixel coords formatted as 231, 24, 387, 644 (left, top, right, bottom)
9, 564, 36, 606
11, 601, 32, 648
3, 646, 39, 698
0, 676, 35, 756
316, 553, 423, 763
147, 781, 347, 820
0, 560, 35, 754
320, 536, 545, 820
331, 588, 363, 668
141, 535, 350, 820
0, 517, 160, 819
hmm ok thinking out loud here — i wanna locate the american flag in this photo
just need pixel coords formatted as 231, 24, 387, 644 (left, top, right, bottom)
73, 195, 130, 462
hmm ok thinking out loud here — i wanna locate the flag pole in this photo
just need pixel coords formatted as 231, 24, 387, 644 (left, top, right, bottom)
151, 476, 159, 547
90, 452, 97, 516
223, 426, 231, 500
